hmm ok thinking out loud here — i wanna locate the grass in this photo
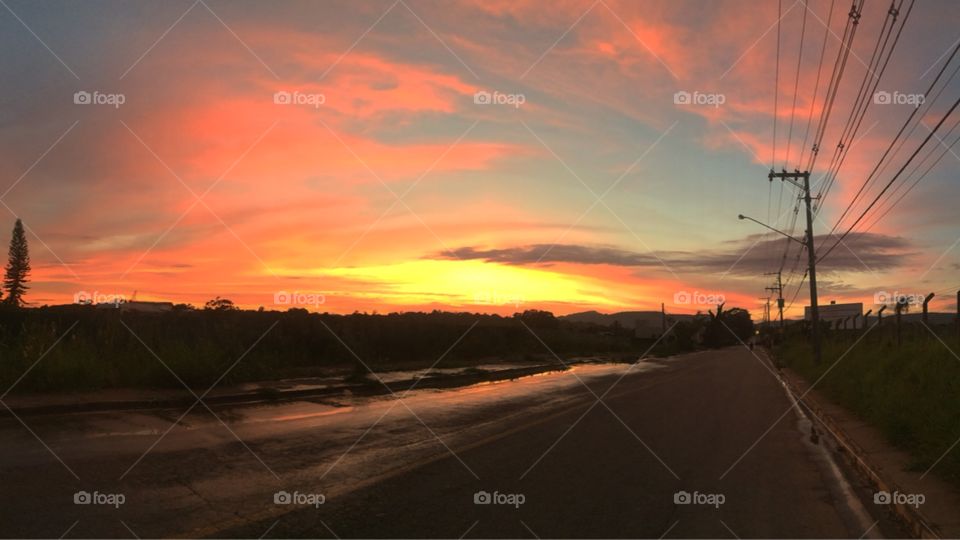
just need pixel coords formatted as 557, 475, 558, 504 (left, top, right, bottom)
0, 307, 641, 394
775, 325, 960, 488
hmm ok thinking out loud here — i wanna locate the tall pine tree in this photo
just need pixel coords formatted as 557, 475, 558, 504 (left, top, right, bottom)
4, 218, 30, 306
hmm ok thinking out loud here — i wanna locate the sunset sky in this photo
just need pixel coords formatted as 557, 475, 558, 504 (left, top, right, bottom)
1, 0, 959, 316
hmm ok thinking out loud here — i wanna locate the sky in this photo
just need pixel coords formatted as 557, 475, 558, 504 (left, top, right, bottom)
1, 0, 959, 317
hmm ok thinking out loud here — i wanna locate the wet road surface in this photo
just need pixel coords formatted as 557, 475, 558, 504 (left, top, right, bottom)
0, 348, 904, 538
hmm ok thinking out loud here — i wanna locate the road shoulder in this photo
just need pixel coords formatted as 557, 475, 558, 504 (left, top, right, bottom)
774, 354, 960, 539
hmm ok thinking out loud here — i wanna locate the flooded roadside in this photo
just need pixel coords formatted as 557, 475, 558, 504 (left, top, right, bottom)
3, 361, 667, 450
2, 358, 635, 416
0, 359, 669, 538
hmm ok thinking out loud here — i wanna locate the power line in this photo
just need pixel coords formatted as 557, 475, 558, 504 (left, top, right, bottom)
779, 0, 838, 292
844, 52, 960, 227
797, 0, 838, 169
805, 0, 864, 173
819, 92, 960, 263
818, 1, 910, 211
775, 0, 851, 308
772, 0, 783, 170
825, 37, 960, 239
854, 114, 960, 235
784, 268, 808, 312
783, 0, 810, 169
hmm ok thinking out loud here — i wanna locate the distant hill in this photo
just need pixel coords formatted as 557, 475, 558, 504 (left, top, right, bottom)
561, 310, 696, 328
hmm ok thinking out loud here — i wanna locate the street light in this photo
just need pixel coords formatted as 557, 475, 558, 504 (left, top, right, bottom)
738, 213, 804, 342
737, 214, 806, 245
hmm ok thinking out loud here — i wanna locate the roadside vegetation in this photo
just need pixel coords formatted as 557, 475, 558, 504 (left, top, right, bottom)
775, 324, 960, 488
0, 307, 643, 393
0, 303, 756, 395
652, 304, 755, 356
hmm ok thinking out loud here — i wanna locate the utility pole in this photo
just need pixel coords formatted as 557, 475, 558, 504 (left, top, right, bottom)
661, 302, 666, 335
770, 169, 822, 364
765, 271, 784, 329
758, 296, 771, 328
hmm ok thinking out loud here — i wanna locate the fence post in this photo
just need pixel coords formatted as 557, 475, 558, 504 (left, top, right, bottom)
895, 301, 904, 347
923, 293, 935, 324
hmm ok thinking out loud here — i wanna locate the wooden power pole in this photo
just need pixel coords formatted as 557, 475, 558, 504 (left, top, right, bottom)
770, 170, 822, 364
765, 271, 784, 330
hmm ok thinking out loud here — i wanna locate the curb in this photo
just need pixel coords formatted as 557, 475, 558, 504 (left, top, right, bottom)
1, 363, 570, 417
764, 349, 940, 539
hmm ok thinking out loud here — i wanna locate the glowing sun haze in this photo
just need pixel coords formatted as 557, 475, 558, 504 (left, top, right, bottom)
1, 0, 959, 316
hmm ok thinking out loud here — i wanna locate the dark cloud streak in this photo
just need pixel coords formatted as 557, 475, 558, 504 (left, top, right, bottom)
436, 233, 916, 276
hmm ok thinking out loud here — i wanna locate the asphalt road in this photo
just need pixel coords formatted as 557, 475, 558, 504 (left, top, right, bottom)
0, 347, 905, 538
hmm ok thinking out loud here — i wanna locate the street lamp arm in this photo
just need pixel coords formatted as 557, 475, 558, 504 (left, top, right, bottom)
738, 214, 806, 245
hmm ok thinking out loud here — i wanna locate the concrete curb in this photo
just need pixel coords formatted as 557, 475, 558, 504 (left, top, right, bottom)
763, 348, 941, 539
1, 363, 570, 417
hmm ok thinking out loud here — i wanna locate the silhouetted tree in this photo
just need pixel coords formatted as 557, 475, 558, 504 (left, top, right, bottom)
3, 218, 30, 306
701, 303, 754, 348
514, 309, 558, 329
204, 296, 237, 311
